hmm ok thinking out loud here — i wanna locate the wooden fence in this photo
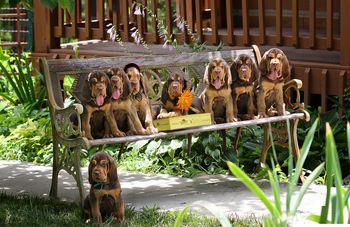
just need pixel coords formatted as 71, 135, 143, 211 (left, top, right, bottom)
32, 0, 350, 112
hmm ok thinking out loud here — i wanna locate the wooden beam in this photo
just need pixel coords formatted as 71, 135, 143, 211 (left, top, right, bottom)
340, 0, 350, 65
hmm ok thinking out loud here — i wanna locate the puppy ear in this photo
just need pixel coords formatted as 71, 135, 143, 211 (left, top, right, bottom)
122, 72, 131, 97
88, 161, 94, 184
161, 79, 169, 104
230, 60, 238, 82
259, 52, 269, 76
83, 72, 93, 101
250, 62, 259, 82
105, 74, 112, 98
107, 156, 119, 184
203, 64, 210, 85
225, 61, 232, 85
183, 77, 190, 91
139, 73, 148, 94
105, 69, 113, 78
281, 55, 291, 79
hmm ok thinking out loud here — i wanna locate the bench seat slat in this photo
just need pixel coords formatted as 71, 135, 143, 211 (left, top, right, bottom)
87, 113, 307, 147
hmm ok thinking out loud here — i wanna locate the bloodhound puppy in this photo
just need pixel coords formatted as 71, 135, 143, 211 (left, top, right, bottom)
81, 70, 123, 140
84, 151, 125, 223
199, 57, 235, 123
106, 67, 147, 135
256, 48, 291, 117
124, 63, 158, 134
231, 54, 259, 120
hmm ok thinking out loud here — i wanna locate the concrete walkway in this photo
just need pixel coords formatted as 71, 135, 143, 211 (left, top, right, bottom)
0, 160, 327, 225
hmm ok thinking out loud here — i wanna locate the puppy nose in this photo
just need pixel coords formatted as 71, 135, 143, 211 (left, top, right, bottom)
242, 68, 247, 72
271, 59, 279, 65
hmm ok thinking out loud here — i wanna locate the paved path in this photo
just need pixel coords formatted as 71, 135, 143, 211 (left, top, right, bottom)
0, 160, 327, 225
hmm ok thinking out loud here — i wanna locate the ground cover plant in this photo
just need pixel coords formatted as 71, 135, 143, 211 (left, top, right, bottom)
0, 192, 261, 226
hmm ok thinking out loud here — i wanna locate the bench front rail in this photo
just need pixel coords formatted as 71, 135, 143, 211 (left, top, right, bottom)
40, 46, 309, 206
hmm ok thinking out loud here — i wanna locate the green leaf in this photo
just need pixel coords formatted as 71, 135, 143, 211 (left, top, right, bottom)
58, 0, 75, 14
173, 205, 190, 227
227, 161, 279, 217
192, 200, 232, 227
290, 162, 325, 215
127, 139, 149, 150
40, 0, 58, 10
145, 140, 161, 155
169, 139, 183, 150
287, 118, 319, 213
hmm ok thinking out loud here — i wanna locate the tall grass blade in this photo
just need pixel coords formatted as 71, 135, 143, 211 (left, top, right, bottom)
0, 62, 25, 103
192, 201, 232, 227
290, 162, 324, 215
0, 92, 17, 105
287, 118, 319, 213
24, 58, 36, 103
326, 123, 344, 223
11, 62, 28, 103
15, 58, 32, 103
173, 205, 190, 227
269, 158, 281, 214
227, 161, 279, 217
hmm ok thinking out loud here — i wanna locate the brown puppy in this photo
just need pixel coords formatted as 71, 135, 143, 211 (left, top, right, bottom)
256, 48, 291, 117
124, 63, 158, 134
231, 54, 259, 120
200, 58, 234, 123
81, 70, 123, 140
84, 151, 125, 223
106, 67, 147, 135
157, 72, 189, 119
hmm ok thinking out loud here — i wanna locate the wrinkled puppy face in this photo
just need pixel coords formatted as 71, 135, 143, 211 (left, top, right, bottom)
167, 73, 186, 100
208, 58, 229, 90
234, 55, 254, 82
109, 68, 127, 100
88, 71, 109, 106
126, 67, 141, 95
90, 156, 109, 183
265, 49, 285, 81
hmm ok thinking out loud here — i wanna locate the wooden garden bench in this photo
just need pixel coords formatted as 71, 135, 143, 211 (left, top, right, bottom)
40, 45, 310, 206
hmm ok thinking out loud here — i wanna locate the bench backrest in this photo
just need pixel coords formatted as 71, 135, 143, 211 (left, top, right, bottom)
40, 46, 261, 108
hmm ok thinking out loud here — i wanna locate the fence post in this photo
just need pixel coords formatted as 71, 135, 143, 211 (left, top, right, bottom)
33, 1, 60, 53
340, 0, 350, 66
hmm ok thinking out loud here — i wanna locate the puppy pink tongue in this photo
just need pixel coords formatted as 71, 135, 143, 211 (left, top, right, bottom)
269, 71, 279, 80
214, 77, 222, 89
112, 90, 121, 100
96, 95, 104, 106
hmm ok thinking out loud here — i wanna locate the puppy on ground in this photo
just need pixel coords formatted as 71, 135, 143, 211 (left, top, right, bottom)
256, 48, 291, 118
200, 57, 235, 123
84, 151, 125, 223
231, 54, 259, 120
81, 70, 123, 140
124, 63, 158, 134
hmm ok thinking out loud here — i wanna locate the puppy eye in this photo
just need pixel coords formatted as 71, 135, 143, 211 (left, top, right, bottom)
268, 53, 274, 58
246, 59, 251, 64
277, 54, 282, 59
237, 60, 242, 65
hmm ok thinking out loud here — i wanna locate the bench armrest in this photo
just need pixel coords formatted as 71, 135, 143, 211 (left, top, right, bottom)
283, 79, 310, 121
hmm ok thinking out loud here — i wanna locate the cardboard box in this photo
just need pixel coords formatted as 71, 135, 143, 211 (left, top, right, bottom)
153, 113, 212, 131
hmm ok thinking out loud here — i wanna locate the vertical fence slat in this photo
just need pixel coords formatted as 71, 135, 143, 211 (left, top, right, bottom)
321, 69, 327, 112
226, 0, 234, 44
121, 0, 129, 41
326, 0, 333, 49
180, 0, 189, 43
57, 7, 64, 37
96, 0, 105, 39
165, 0, 172, 39
210, 0, 218, 44
275, 0, 282, 45
84, 0, 91, 39
304, 68, 311, 107
151, 0, 159, 43
76, 0, 82, 22
137, 1, 145, 37
242, 0, 249, 45
111, 0, 119, 39
340, 0, 350, 65
195, 0, 203, 42
258, 0, 265, 45
292, 0, 299, 47
309, 0, 315, 48
338, 70, 346, 116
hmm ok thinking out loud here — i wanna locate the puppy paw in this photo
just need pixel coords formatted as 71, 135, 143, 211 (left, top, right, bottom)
157, 113, 166, 119
85, 133, 94, 140
147, 126, 158, 134
136, 128, 148, 135
114, 130, 126, 137
226, 117, 238, 122
257, 113, 267, 118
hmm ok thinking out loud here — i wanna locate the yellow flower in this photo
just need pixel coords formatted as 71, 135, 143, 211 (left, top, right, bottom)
176, 90, 193, 113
